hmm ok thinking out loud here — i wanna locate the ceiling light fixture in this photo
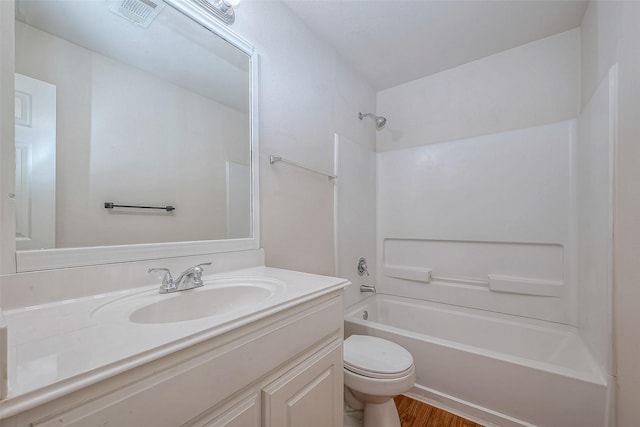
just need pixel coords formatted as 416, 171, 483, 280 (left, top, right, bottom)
196, 0, 240, 25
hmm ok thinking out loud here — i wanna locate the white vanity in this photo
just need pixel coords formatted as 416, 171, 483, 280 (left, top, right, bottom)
0, 256, 348, 426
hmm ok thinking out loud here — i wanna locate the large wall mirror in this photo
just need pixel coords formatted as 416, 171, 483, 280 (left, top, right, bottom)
11, 0, 258, 272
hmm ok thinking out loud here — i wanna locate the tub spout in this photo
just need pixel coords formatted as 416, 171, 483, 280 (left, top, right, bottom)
360, 284, 376, 293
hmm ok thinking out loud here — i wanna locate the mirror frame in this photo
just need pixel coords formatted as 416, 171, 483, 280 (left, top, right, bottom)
4, 0, 259, 272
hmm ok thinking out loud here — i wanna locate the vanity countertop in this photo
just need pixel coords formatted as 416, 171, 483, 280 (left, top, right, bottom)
0, 266, 349, 418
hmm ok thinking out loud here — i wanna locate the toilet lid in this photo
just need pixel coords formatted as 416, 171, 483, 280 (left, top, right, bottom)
344, 335, 414, 379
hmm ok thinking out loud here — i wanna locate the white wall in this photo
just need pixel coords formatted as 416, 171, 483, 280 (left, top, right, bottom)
15, 22, 249, 247
232, 1, 376, 275
376, 29, 580, 151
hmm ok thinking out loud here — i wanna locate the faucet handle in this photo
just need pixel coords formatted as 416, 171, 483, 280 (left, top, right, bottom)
184, 262, 212, 275
357, 257, 370, 276
148, 267, 173, 285
187, 262, 212, 285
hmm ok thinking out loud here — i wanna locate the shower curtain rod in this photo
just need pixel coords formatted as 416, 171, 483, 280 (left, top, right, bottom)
269, 155, 337, 180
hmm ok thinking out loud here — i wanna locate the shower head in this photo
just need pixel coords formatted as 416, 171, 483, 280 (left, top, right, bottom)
359, 112, 387, 130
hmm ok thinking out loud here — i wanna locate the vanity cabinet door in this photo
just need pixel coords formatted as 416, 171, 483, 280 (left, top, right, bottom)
185, 392, 260, 427
262, 341, 343, 427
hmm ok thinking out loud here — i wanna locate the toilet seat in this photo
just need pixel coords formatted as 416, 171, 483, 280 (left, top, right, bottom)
344, 335, 414, 379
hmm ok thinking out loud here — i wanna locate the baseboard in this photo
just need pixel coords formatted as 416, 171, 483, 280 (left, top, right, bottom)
405, 384, 536, 427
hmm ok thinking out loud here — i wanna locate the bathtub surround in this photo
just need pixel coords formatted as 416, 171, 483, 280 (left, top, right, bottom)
374, 31, 586, 331
576, 67, 616, 379
376, 121, 575, 324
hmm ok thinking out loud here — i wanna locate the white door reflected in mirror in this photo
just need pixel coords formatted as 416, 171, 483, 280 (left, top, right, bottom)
14, 73, 56, 250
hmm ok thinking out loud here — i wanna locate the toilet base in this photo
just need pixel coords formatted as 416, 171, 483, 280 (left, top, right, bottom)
363, 399, 401, 427
344, 385, 364, 410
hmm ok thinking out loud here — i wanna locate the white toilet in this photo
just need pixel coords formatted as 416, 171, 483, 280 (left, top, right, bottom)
343, 335, 416, 427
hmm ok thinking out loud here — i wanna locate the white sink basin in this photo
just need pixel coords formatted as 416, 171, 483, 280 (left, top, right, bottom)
131, 283, 275, 324
92, 277, 285, 324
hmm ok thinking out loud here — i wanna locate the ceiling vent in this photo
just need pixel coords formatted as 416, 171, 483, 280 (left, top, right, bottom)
110, 0, 165, 28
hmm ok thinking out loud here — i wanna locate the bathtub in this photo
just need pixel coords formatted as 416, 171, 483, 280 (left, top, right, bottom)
344, 294, 609, 427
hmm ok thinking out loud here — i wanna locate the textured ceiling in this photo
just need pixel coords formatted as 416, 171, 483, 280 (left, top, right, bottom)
284, 0, 588, 91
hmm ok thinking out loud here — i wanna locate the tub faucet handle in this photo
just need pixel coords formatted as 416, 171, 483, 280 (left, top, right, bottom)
357, 257, 370, 276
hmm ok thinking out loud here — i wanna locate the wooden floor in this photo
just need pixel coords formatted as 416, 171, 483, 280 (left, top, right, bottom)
394, 395, 484, 427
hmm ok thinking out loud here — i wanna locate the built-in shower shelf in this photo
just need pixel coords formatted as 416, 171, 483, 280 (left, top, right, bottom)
488, 274, 563, 297
382, 264, 564, 297
383, 265, 433, 283
382, 238, 565, 297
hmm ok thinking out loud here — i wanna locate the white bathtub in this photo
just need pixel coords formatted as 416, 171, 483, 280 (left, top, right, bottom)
344, 294, 609, 427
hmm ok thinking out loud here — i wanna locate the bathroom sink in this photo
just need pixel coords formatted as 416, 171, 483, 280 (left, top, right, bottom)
130, 283, 276, 324
92, 277, 285, 324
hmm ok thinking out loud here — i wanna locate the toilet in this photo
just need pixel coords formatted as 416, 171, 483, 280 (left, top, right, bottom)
343, 335, 416, 427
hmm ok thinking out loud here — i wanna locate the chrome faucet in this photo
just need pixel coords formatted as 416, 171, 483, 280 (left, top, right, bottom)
148, 262, 212, 294
360, 284, 376, 293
